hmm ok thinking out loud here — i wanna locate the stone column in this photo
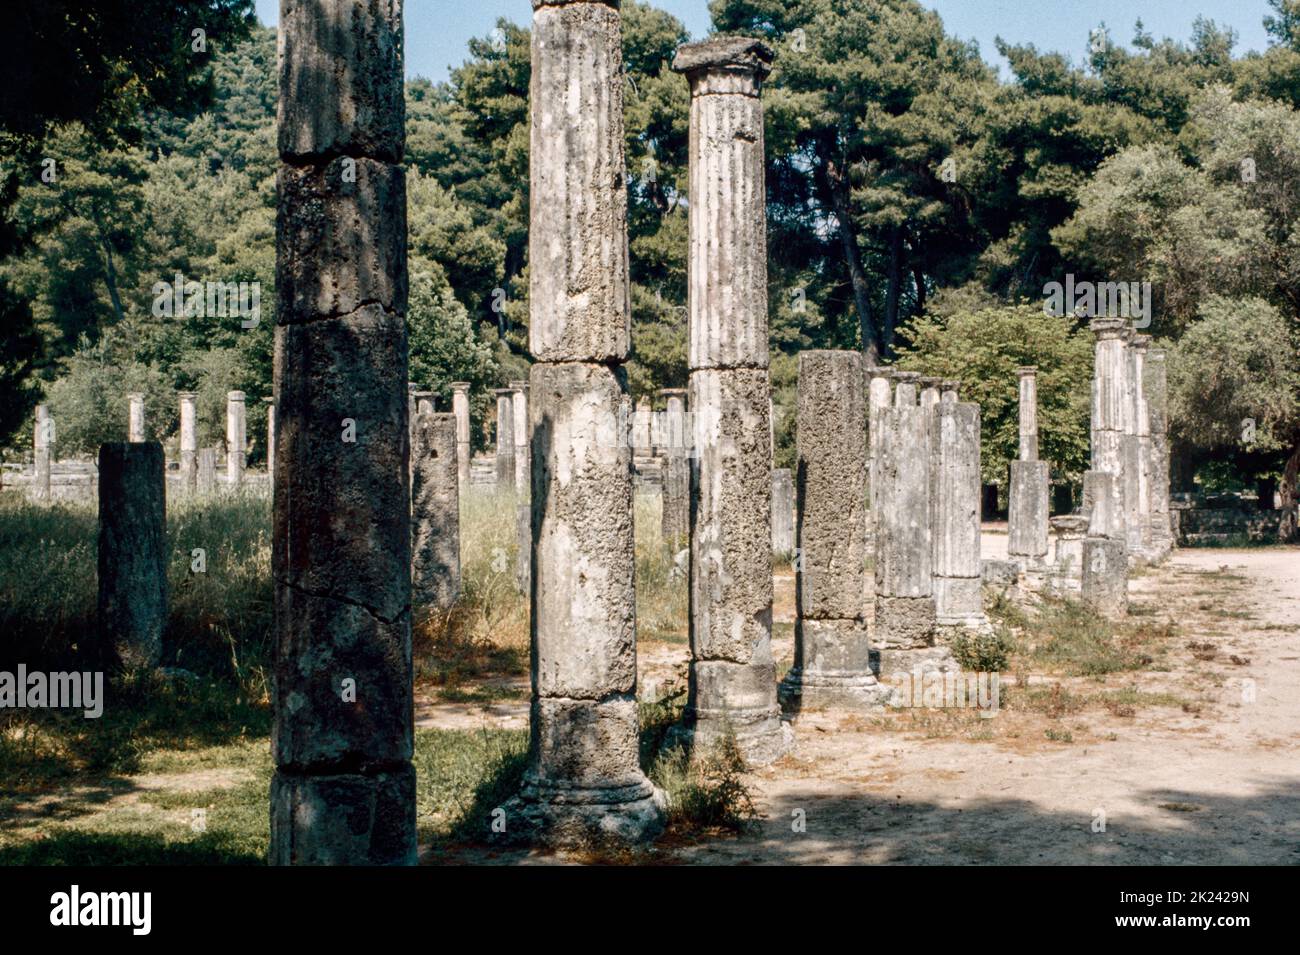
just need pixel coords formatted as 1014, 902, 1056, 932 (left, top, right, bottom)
1091, 318, 1129, 544
128, 392, 146, 442
33, 404, 52, 502
97, 442, 166, 668
632, 397, 653, 453
673, 37, 785, 764
1146, 347, 1173, 560
1082, 534, 1127, 618
1129, 335, 1153, 559
179, 393, 198, 492
659, 388, 689, 545
1008, 367, 1048, 567
893, 371, 920, 406
510, 381, 529, 493
940, 379, 959, 403
197, 447, 216, 494
771, 467, 795, 556
494, 388, 515, 490
919, 376, 942, 411
451, 382, 471, 488
1048, 514, 1089, 594
507, 0, 663, 844
866, 367, 895, 556
271, 0, 414, 865
780, 350, 887, 707
412, 413, 461, 611
263, 398, 276, 484
932, 401, 986, 630
225, 390, 246, 487
414, 391, 434, 416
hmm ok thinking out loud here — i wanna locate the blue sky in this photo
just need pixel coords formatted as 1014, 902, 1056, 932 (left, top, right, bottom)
253, 0, 1278, 83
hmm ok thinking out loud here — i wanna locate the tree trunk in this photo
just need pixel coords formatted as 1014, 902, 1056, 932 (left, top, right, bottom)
1279, 436, 1300, 541
825, 159, 880, 366
883, 226, 902, 354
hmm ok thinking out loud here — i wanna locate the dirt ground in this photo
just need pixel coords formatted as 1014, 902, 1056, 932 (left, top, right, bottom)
422, 540, 1300, 865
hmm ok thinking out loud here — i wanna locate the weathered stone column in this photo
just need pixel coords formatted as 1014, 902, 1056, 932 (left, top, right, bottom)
1008, 367, 1049, 567
673, 37, 785, 763
197, 447, 216, 495
1048, 514, 1089, 594
632, 397, 653, 453
510, 380, 529, 493
932, 401, 986, 630
659, 387, 689, 545
893, 371, 920, 406
225, 390, 246, 487
1083, 470, 1124, 542
1146, 347, 1173, 560
33, 404, 52, 502
494, 388, 516, 490
263, 397, 276, 483
451, 381, 471, 488
414, 391, 434, 415
781, 350, 887, 707
866, 367, 895, 556
1082, 533, 1127, 618
771, 467, 795, 556
919, 376, 942, 411
1091, 318, 1129, 544
97, 442, 166, 668
179, 392, 198, 492
1129, 335, 1153, 559
508, 0, 663, 844
412, 413, 460, 612
127, 392, 146, 442
271, 0, 415, 865
941, 379, 959, 403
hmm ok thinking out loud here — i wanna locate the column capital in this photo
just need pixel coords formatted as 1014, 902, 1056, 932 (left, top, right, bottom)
893, 371, 920, 383
672, 37, 774, 91
227, 390, 246, 402
919, 376, 943, 389
450, 381, 471, 393
178, 391, 198, 401
1130, 334, 1151, 350
1089, 317, 1127, 339
1016, 366, 1038, 378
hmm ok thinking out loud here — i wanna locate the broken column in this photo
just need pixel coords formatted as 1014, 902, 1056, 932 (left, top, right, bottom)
451, 382, 471, 488
659, 388, 689, 545
510, 381, 529, 492
1091, 318, 1129, 546
128, 392, 146, 442
1048, 514, 1089, 594
1127, 335, 1153, 560
1081, 470, 1127, 617
771, 467, 795, 556
271, 0, 415, 865
507, 0, 663, 844
197, 447, 216, 494
264, 398, 276, 483
941, 379, 959, 403
1146, 347, 1173, 560
673, 36, 785, 763
33, 404, 52, 502
781, 350, 887, 707
494, 388, 516, 491
225, 390, 246, 487
179, 393, 198, 493
1008, 367, 1049, 569
931, 401, 987, 630
411, 413, 461, 612
97, 442, 166, 668
919, 376, 942, 411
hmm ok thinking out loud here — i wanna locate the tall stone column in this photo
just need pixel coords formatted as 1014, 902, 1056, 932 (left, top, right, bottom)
510, 381, 529, 493
1128, 335, 1153, 559
932, 401, 986, 630
494, 388, 515, 491
271, 0, 414, 865
197, 447, 216, 495
780, 350, 888, 708
451, 382, 471, 488
771, 467, 795, 556
1008, 367, 1048, 567
412, 413, 461, 611
866, 367, 895, 557
508, 0, 663, 844
97, 442, 166, 668
941, 379, 959, 403
225, 390, 246, 487
659, 388, 689, 545
33, 404, 52, 502
263, 398, 276, 483
1146, 347, 1173, 560
673, 37, 785, 763
128, 392, 146, 442
1091, 318, 1129, 543
179, 392, 198, 493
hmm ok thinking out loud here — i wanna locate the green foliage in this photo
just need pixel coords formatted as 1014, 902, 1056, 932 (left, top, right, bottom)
949, 628, 1015, 672
895, 299, 1093, 482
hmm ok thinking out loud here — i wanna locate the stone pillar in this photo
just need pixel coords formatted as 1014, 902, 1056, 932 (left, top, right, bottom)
414, 391, 434, 416
1129, 335, 1153, 559
780, 350, 887, 707
771, 467, 795, 556
197, 447, 216, 494
33, 404, 52, 502
660, 388, 689, 545
932, 401, 986, 629
451, 382, 471, 488
225, 390, 246, 487
674, 37, 785, 764
179, 393, 198, 492
508, 0, 663, 844
866, 367, 895, 554
263, 398, 276, 483
1082, 535, 1127, 618
874, 394, 942, 665
1083, 470, 1124, 542
1048, 514, 1089, 594
271, 0, 415, 865
1008, 367, 1048, 567
1091, 318, 1129, 545
893, 371, 920, 406
919, 376, 942, 411
97, 442, 166, 668
412, 413, 460, 611
1146, 347, 1173, 559
941, 379, 959, 403
494, 388, 515, 490
128, 392, 146, 442
510, 381, 529, 493
632, 397, 653, 453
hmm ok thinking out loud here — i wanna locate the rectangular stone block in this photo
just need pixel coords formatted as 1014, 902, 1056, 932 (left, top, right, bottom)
527, 696, 648, 792
411, 413, 461, 612
875, 403, 933, 598
270, 766, 416, 866
1082, 535, 1128, 618
1007, 459, 1050, 560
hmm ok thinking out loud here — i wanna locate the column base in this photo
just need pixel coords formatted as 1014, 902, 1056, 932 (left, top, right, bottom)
871, 645, 961, 684
873, 595, 937, 649
270, 766, 417, 866
778, 667, 895, 710
503, 776, 667, 848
